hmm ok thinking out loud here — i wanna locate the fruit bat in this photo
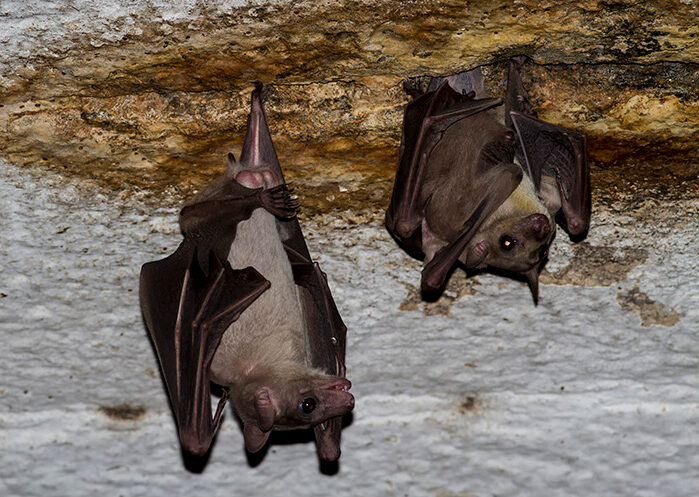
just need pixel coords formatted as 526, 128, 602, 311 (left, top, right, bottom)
386, 57, 590, 303
140, 84, 354, 463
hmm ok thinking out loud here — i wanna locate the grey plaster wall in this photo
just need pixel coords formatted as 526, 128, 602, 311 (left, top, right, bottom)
0, 1, 697, 496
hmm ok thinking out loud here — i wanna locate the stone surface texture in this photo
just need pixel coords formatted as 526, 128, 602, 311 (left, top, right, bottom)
0, 0, 697, 201
0, 0, 697, 496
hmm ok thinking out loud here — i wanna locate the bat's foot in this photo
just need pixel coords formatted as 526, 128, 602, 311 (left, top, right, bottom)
260, 184, 299, 219
236, 169, 282, 189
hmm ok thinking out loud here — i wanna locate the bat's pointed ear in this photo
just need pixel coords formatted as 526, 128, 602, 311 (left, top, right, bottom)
243, 388, 275, 453
253, 388, 276, 432
243, 423, 271, 453
464, 240, 489, 268
525, 268, 540, 305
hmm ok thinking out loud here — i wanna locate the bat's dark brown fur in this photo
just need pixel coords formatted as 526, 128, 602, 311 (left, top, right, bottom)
140, 85, 353, 463
386, 57, 590, 303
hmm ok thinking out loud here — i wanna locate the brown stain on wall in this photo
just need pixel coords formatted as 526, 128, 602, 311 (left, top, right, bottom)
541, 243, 648, 287
99, 404, 147, 421
457, 395, 480, 415
399, 271, 480, 315
617, 286, 680, 327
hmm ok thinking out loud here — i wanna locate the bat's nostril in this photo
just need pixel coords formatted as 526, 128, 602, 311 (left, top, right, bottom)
528, 213, 550, 240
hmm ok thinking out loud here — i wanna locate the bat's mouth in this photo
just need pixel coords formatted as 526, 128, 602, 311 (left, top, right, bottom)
319, 377, 352, 392
310, 378, 354, 414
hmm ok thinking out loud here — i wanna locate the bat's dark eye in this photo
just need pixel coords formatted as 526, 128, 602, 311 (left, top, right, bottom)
500, 235, 517, 251
300, 398, 317, 414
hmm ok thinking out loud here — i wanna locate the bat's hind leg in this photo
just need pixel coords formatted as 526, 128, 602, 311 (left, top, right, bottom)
506, 56, 536, 120
236, 169, 282, 189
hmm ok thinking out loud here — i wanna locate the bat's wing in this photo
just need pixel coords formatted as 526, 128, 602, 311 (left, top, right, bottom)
422, 196, 494, 293
505, 57, 590, 237
180, 180, 296, 275
280, 180, 347, 462
420, 157, 522, 292
143, 138, 295, 455
386, 81, 504, 255
510, 112, 590, 237
287, 246, 348, 462
140, 240, 270, 456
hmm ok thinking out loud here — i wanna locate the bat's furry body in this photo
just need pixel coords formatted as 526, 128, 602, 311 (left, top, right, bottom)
206, 165, 335, 443
210, 209, 308, 390
140, 86, 353, 462
209, 161, 308, 389
386, 57, 589, 302
421, 108, 555, 265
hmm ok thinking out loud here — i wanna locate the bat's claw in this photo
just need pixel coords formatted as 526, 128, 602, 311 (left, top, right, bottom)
261, 183, 299, 219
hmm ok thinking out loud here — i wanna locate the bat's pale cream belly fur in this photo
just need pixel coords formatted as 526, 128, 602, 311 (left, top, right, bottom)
486, 167, 553, 227
209, 207, 307, 388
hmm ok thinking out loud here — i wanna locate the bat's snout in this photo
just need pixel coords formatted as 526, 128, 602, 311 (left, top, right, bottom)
341, 390, 355, 412
325, 378, 354, 411
526, 213, 551, 241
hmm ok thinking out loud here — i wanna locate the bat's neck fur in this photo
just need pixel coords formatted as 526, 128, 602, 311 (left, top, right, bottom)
484, 166, 553, 228
209, 207, 315, 392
